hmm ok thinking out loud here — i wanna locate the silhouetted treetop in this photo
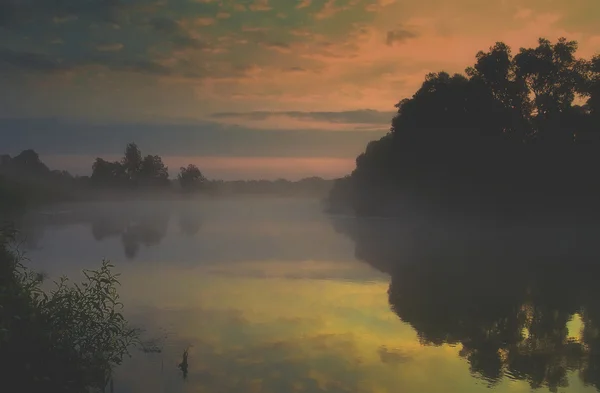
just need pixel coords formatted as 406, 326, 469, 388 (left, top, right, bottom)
328, 37, 600, 217
178, 164, 206, 192
91, 143, 172, 189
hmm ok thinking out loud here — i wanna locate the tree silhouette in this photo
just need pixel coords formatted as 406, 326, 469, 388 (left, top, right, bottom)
178, 164, 206, 192
122, 142, 142, 182
139, 155, 169, 187
328, 37, 600, 218
90, 143, 173, 190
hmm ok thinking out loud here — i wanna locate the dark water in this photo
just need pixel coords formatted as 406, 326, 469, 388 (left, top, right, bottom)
14, 198, 600, 393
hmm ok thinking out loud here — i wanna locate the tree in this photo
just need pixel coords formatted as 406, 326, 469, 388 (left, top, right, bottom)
10, 149, 50, 174
90, 143, 171, 189
122, 142, 142, 181
178, 164, 206, 192
91, 158, 126, 186
139, 155, 169, 187
513, 38, 588, 143
328, 37, 600, 217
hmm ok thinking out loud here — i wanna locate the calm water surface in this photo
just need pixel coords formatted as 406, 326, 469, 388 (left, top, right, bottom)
15, 198, 600, 393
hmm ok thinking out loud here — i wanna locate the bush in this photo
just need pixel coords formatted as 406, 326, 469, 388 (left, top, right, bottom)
0, 227, 141, 393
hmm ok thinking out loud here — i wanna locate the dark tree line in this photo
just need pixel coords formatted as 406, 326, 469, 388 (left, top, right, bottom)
1, 142, 335, 210
91, 142, 206, 191
328, 38, 600, 218
0, 150, 81, 210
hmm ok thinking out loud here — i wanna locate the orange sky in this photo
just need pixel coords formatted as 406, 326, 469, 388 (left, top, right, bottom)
1, 0, 599, 178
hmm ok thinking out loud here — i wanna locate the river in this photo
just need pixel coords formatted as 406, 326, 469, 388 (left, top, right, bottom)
14, 197, 600, 393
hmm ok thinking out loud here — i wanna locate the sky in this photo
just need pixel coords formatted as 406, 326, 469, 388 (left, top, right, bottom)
1, 0, 599, 179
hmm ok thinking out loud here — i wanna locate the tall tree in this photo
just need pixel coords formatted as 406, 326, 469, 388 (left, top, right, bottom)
139, 155, 169, 186
178, 164, 206, 192
122, 143, 142, 181
11, 150, 50, 174
513, 38, 588, 143
91, 158, 125, 186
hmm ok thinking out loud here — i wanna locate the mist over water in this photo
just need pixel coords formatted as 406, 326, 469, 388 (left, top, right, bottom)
13, 197, 600, 393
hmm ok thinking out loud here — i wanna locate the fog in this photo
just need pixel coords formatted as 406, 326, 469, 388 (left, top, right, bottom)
8, 196, 600, 393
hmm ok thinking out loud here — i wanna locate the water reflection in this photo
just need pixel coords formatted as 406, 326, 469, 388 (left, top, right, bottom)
11, 200, 600, 393
178, 211, 203, 237
11, 201, 206, 260
91, 211, 170, 260
332, 216, 600, 393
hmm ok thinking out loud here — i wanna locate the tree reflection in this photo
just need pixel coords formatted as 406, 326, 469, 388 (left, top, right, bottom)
7, 202, 206, 260
178, 211, 203, 237
332, 216, 600, 392
91, 210, 170, 260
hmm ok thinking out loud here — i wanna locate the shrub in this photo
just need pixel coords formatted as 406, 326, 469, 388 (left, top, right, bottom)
0, 227, 141, 393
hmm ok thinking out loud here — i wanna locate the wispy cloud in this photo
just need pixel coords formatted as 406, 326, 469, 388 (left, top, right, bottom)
314, 0, 348, 20
210, 109, 396, 125
52, 14, 78, 24
386, 28, 418, 45
1, 0, 599, 128
297, 0, 312, 9
96, 43, 125, 52
249, 0, 272, 12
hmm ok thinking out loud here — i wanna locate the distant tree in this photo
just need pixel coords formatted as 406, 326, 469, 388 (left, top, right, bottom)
139, 155, 169, 187
11, 149, 50, 174
0, 154, 11, 166
178, 164, 206, 192
91, 158, 126, 186
122, 143, 142, 181
90, 143, 171, 189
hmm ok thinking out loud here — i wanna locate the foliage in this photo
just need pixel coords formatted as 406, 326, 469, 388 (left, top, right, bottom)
178, 164, 206, 192
0, 228, 141, 393
91, 142, 171, 189
0, 151, 81, 213
329, 37, 600, 217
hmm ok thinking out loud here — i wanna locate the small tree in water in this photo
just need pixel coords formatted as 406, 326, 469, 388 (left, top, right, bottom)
0, 227, 141, 393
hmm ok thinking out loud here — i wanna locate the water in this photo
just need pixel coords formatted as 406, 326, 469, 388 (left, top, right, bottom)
13, 198, 600, 393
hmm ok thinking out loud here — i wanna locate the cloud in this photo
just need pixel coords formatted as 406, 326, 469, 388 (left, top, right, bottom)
190, 17, 216, 26
514, 8, 534, 20
0, 48, 66, 72
52, 14, 78, 24
150, 16, 209, 50
260, 42, 292, 53
0, 46, 170, 75
96, 43, 124, 52
378, 346, 413, 365
150, 16, 181, 34
386, 28, 418, 45
210, 109, 396, 125
0, 117, 383, 161
297, 0, 312, 9
315, 0, 348, 20
241, 26, 271, 32
249, 0, 272, 12
285, 66, 308, 73
2, 0, 600, 125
